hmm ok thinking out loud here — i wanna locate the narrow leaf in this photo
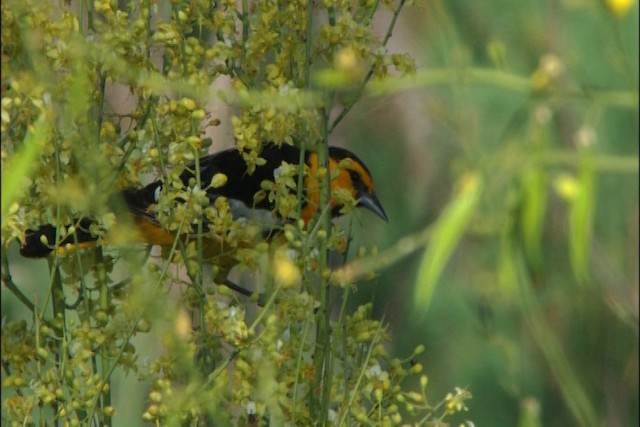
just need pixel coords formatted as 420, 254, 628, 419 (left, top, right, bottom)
569, 151, 595, 284
1, 113, 50, 224
521, 167, 547, 269
414, 172, 483, 311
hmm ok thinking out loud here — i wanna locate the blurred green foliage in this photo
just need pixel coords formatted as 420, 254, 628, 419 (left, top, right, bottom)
0, 0, 473, 425
340, 1, 638, 426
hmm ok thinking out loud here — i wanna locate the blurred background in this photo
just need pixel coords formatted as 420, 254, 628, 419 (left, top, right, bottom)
331, 1, 638, 426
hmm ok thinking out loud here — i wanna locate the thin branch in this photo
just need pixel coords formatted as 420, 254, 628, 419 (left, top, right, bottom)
330, 0, 407, 132
1, 251, 35, 312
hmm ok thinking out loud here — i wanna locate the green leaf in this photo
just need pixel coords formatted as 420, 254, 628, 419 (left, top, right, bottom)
569, 151, 595, 284
521, 167, 547, 269
1, 113, 51, 226
512, 247, 599, 427
413, 172, 483, 312
498, 189, 520, 296
312, 69, 355, 89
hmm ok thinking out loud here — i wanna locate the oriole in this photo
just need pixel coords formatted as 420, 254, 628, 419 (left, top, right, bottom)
19, 144, 387, 293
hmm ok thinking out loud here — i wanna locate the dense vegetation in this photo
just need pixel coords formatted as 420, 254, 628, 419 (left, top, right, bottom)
2, 0, 637, 426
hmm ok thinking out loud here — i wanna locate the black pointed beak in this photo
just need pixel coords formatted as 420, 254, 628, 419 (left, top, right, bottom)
358, 192, 389, 222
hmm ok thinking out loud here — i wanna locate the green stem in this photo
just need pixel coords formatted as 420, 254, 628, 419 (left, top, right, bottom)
241, 0, 249, 59
149, 114, 202, 292
192, 138, 207, 374
333, 223, 433, 285
337, 324, 385, 425
295, 145, 307, 223
330, 0, 407, 132
111, 100, 155, 186
87, 0, 95, 33
537, 150, 638, 173
303, 0, 315, 88
204, 284, 284, 386
95, 247, 111, 425
87, 211, 189, 422
368, 67, 638, 108
1, 251, 34, 312
95, 72, 107, 134
512, 248, 599, 427
337, 218, 354, 426
194, 153, 204, 287
312, 118, 332, 423
292, 317, 312, 425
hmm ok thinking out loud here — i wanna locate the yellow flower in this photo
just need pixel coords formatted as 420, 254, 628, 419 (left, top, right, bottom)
553, 174, 581, 201
174, 309, 192, 341
606, 0, 636, 17
209, 173, 228, 188
273, 249, 301, 288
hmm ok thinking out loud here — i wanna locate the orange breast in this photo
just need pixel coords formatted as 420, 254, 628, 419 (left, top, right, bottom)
303, 153, 352, 224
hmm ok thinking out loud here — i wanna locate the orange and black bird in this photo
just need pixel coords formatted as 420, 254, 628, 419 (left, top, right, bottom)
19, 143, 387, 294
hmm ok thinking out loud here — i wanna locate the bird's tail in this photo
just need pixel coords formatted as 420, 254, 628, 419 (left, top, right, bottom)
20, 218, 97, 258
19, 182, 160, 258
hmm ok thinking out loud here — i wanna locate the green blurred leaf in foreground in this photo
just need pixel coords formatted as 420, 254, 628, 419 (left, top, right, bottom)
1, 112, 50, 225
413, 172, 483, 312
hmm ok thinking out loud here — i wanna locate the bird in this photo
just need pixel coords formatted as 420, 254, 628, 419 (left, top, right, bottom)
19, 143, 387, 295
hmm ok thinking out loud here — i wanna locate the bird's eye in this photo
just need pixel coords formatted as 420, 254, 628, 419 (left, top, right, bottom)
349, 170, 362, 186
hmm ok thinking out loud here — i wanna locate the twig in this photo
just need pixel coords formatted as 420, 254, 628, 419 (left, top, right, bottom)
330, 0, 408, 132
332, 224, 433, 285
1, 251, 35, 312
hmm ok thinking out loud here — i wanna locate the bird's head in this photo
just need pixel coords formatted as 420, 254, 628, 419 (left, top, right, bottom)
303, 146, 388, 223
